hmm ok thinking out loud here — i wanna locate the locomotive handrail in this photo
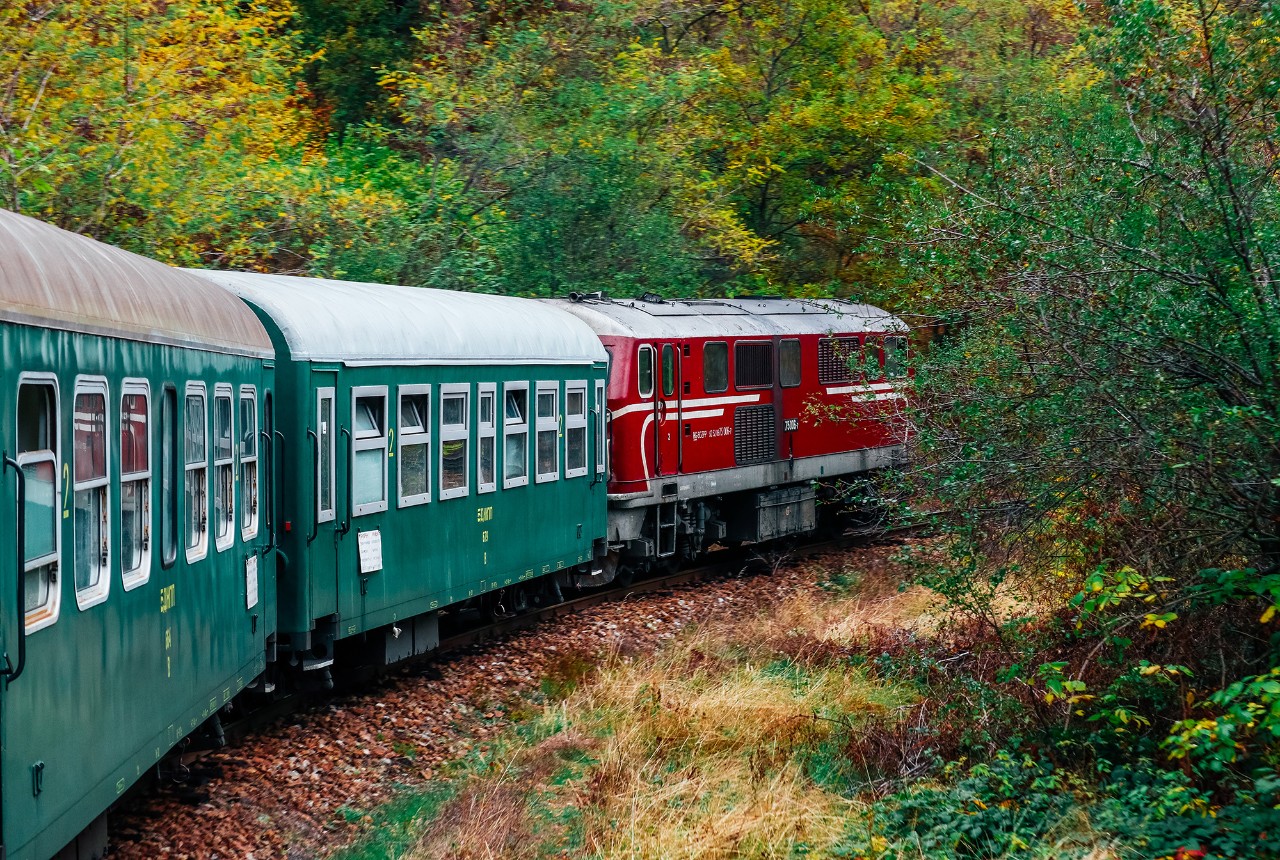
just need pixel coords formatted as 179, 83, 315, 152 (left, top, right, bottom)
338, 427, 352, 536
306, 429, 319, 545
3, 453, 28, 686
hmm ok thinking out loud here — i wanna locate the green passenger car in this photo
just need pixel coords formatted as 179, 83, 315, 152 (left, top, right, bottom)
0, 211, 277, 859
190, 271, 609, 671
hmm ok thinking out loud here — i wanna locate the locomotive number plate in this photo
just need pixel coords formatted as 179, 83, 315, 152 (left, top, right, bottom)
784, 418, 799, 432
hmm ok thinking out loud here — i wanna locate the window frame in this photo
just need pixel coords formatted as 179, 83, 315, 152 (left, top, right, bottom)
502, 381, 530, 490
351, 385, 390, 517
779, 338, 802, 388
120, 379, 152, 591
184, 382, 209, 564
564, 380, 588, 479
884, 335, 909, 379
316, 387, 336, 524
212, 383, 235, 553
17, 371, 62, 633
703, 341, 729, 394
595, 379, 607, 476
636, 345, 655, 399
477, 383, 497, 495
238, 386, 259, 541
71, 376, 111, 611
397, 384, 431, 508
160, 384, 179, 570
535, 381, 560, 484
438, 382, 470, 501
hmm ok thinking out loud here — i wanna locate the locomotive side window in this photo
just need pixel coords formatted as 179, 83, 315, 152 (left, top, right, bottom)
595, 379, 606, 476
185, 384, 209, 562
317, 389, 335, 523
439, 384, 470, 500
535, 382, 559, 483
352, 387, 389, 516
212, 386, 235, 552
120, 381, 151, 589
17, 375, 61, 632
885, 336, 908, 378
565, 381, 588, 479
818, 337, 860, 384
73, 378, 111, 609
398, 385, 431, 507
477, 384, 497, 494
637, 346, 654, 398
734, 341, 774, 389
779, 339, 802, 388
703, 342, 728, 393
160, 385, 178, 569
239, 388, 258, 540
503, 382, 530, 489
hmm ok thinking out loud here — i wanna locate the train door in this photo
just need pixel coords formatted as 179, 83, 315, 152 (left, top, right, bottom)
654, 342, 682, 477
310, 370, 340, 629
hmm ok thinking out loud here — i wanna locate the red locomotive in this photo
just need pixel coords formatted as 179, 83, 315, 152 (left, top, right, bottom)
547, 294, 911, 581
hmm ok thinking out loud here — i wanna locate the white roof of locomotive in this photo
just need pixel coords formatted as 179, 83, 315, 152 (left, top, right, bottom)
0, 209, 272, 357
188, 270, 607, 365
542, 296, 908, 339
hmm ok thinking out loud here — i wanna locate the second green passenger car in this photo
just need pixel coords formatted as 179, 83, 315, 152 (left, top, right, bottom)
189, 271, 610, 675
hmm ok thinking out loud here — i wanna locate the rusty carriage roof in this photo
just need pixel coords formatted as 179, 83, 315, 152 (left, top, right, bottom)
541, 295, 909, 340
0, 209, 273, 358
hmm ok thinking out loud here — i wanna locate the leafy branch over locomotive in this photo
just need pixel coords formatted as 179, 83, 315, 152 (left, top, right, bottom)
546, 295, 910, 582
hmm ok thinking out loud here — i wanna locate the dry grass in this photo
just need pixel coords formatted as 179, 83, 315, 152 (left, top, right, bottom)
407, 559, 933, 860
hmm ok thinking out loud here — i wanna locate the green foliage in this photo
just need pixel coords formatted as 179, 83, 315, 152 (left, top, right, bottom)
840, 755, 1280, 860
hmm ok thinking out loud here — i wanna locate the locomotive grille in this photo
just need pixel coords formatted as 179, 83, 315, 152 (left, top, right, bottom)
734, 404, 776, 465
818, 337, 860, 384
734, 341, 774, 389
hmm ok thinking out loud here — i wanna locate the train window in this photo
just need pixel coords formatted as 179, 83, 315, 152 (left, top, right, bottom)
185, 383, 209, 562
565, 381, 588, 479
779, 339, 802, 388
160, 385, 177, 568
477, 384, 497, 494
503, 382, 530, 489
120, 381, 151, 590
885, 336, 908, 378
637, 345, 654, 398
439, 384, 469, 500
352, 387, 389, 516
535, 382, 559, 483
317, 389, 336, 523
212, 386, 235, 552
735, 341, 774, 389
818, 337, 860, 384
593, 381, 604, 476
73, 378, 111, 609
17, 375, 60, 632
240, 388, 259, 540
398, 385, 431, 507
703, 342, 728, 393
661, 345, 676, 398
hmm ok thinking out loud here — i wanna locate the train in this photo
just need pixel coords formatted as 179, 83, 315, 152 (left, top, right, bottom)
0, 208, 909, 859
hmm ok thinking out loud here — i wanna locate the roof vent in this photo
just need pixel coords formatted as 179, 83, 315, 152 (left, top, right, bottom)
639, 292, 666, 304
568, 291, 603, 302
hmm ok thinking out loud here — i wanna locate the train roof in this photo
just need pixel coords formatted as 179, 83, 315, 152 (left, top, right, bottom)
541, 295, 908, 340
187, 270, 608, 366
0, 209, 273, 357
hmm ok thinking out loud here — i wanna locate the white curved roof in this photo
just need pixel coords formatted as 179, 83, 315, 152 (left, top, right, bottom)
542, 296, 908, 340
187, 270, 607, 365
0, 209, 272, 357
